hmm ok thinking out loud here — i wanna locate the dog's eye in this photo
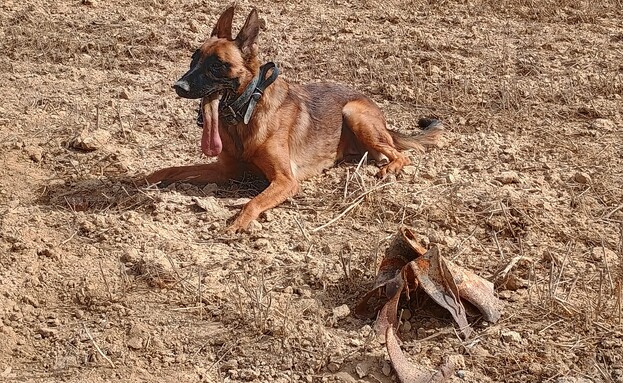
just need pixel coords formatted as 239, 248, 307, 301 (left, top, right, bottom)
210, 61, 227, 73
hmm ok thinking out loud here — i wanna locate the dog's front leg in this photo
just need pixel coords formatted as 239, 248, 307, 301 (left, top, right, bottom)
227, 148, 299, 232
143, 159, 242, 186
228, 174, 299, 232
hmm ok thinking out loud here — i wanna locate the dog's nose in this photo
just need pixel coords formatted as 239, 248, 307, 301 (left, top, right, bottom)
172, 80, 190, 92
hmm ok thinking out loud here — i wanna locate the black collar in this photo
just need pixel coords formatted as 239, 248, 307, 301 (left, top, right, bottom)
220, 62, 279, 125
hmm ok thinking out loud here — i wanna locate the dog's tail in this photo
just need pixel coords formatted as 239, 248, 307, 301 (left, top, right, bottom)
389, 118, 444, 153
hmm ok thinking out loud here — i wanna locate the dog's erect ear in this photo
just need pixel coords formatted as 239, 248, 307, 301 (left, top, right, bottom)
235, 8, 260, 55
211, 6, 235, 39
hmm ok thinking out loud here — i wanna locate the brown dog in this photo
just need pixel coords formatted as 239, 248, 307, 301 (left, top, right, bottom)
146, 6, 443, 233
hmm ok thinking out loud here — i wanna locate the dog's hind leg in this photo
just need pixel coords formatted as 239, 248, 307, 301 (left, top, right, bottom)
342, 99, 411, 178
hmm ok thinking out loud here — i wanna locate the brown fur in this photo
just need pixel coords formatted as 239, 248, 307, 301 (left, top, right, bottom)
145, 6, 443, 233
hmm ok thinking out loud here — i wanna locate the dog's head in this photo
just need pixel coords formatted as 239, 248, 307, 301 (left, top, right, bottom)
173, 6, 261, 157
172, 6, 260, 100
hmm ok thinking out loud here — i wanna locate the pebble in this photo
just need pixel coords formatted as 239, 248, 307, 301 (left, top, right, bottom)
355, 361, 371, 378
327, 362, 340, 373
590, 118, 615, 132
127, 336, 143, 350
402, 321, 412, 332
249, 220, 263, 232
401, 309, 412, 321
382, 361, 392, 376
495, 171, 520, 184
590, 247, 618, 263
332, 304, 350, 320
501, 329, 522, 343
25, 146, 43, 162
37, 327, 57, 338
573, 172, 591, 184
69, 128, 111, 151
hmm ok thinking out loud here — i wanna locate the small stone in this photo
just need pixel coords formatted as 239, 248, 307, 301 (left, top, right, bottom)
120, 247, 140, 264
401, 309, 412, 321
258, 16, 268, 30
189, 20, 200, 33
127, 336, 143, 350
416, 327, 426, 339
402, 321, 412, 332
37, 327, 57, 338
590, 247, 618, 263
445, 168, 459, 184
528, 362, 543, 375
402, 165, 417, 176
262, 210, 274, 222
69, 128, 111, 151
81, 0, 94, 5
573, 172, 591, 184
456, 369, 466, 379
25, 146, 43, 162
23, 295, 39, 308
221, 359, 238, 371
248, 220, 263, 232
505, 274, 528, 290
495, 171, 520, 184
349, 338, 362, 346
253, 238, 271, 250
590, 118, 615, 132
193, 196, 227, 216
501, 329, 522, 343
382, 361, 392, 376
355, 361, 371, 378
327, 362, 340, 373
333, 304, 350, 320
446, 354, 466, 369
239, 368, 260, 380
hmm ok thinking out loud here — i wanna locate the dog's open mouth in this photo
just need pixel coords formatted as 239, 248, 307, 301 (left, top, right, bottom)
200, 93, 223, 157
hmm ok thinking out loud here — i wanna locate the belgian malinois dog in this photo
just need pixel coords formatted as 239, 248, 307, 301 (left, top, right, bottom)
146, 6, 443, 232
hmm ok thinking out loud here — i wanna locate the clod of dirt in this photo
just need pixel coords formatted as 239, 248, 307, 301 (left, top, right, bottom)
68, 128, 111, 152
127, 336, 144, 350
590, 247, 618, 263
355, 360, 373, 378
192, 196, 229, 217
590, 118, 616, 132
573, 172, 591, 184
132, 250, 178, 287
25, 146, 43, 163
332, 304, 350, 320
37, 327, 58, 338
501, 329, 522, 343
495, 171, 520, 184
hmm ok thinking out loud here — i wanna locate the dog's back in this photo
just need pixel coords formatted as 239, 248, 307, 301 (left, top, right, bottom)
284, 81, 442, 180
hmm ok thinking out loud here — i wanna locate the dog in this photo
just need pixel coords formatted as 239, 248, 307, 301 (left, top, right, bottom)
145, 6, 443, 233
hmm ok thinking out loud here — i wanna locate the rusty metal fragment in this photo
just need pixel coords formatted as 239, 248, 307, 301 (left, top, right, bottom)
356, 225, 503, 383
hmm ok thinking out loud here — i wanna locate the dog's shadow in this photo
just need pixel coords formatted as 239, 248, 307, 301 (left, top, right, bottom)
37, 173, 269, 214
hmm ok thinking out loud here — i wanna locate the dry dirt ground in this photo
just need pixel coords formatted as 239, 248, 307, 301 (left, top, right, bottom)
1, 0, 623, 382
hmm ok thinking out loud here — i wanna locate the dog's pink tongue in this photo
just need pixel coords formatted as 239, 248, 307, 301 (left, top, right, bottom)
201, 96, 222, 157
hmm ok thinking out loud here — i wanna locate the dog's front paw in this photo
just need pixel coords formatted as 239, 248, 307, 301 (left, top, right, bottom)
225, 218, 262, 234
143, 168, 177, 186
